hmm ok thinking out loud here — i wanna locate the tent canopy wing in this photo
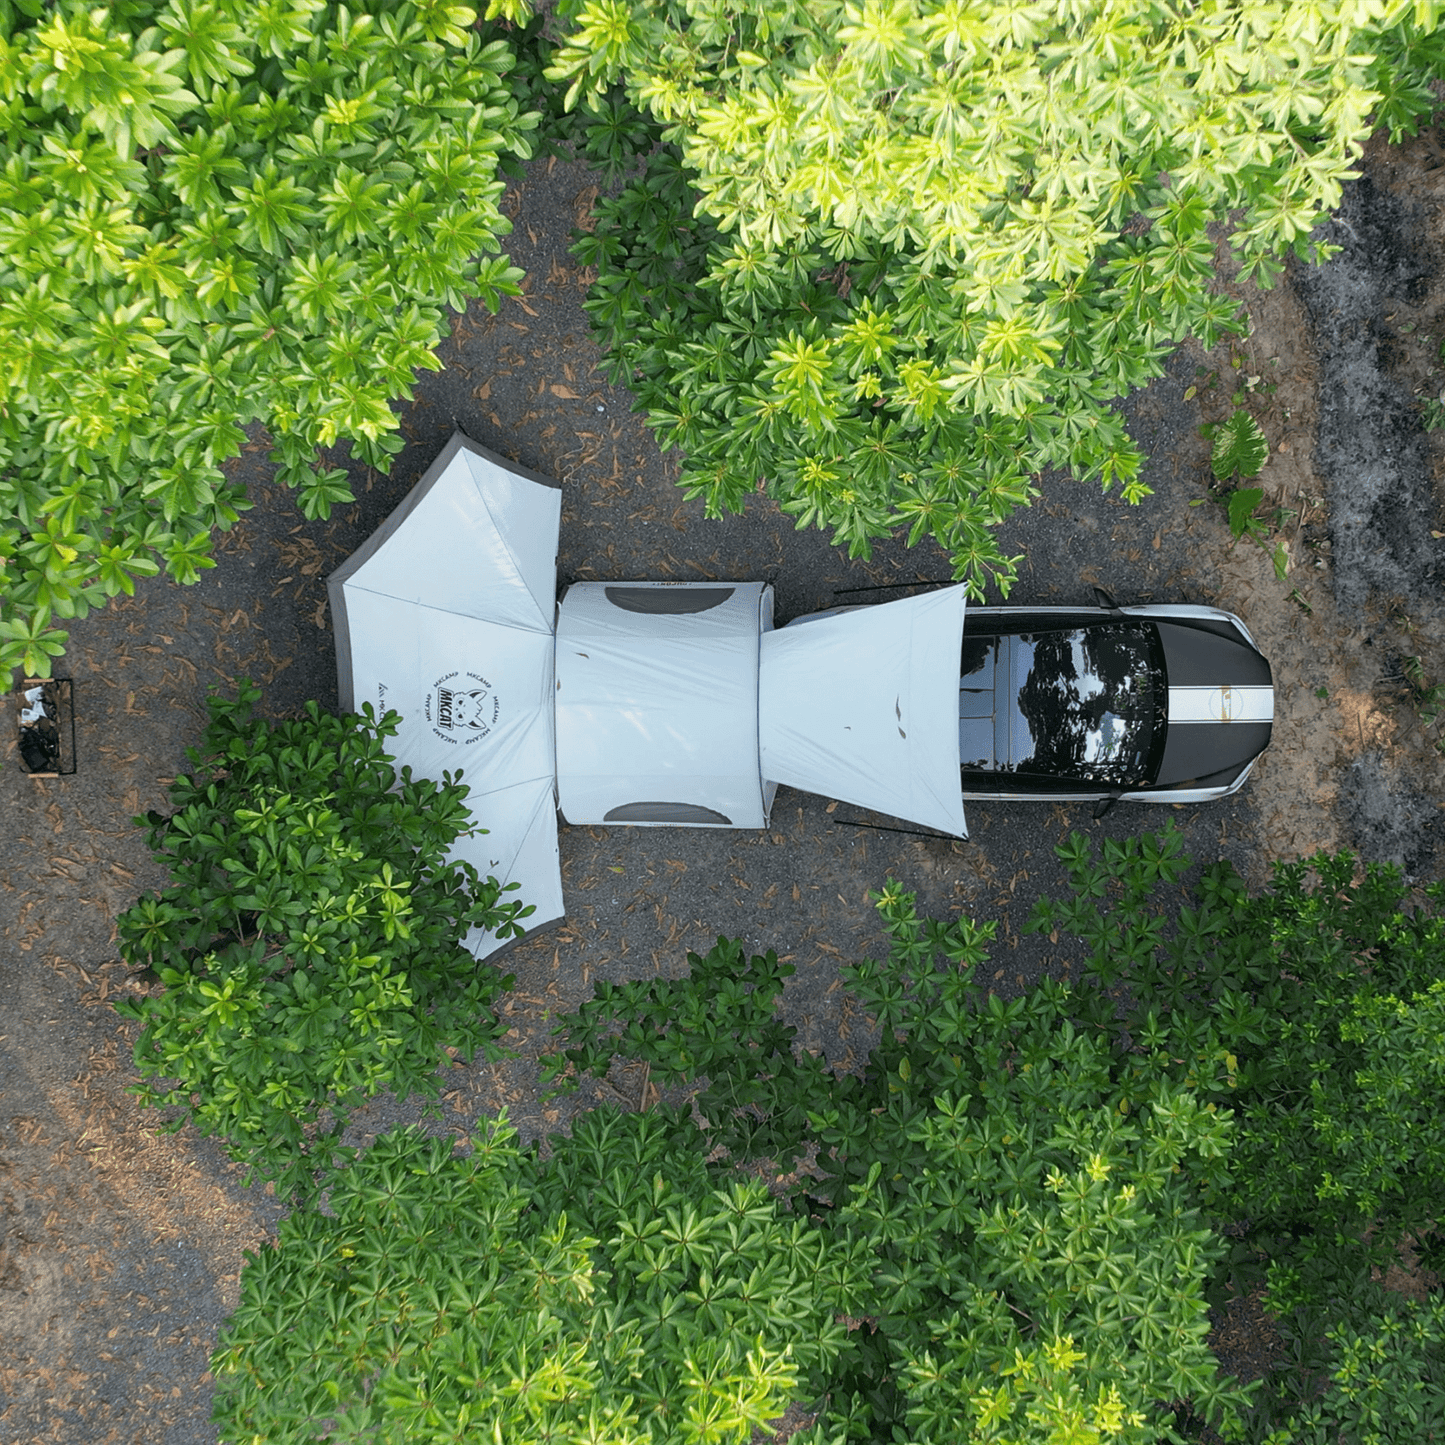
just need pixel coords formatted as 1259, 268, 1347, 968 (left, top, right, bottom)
330, 432, 562, 709
334, 592, 557, 809
328, 431, 564, 957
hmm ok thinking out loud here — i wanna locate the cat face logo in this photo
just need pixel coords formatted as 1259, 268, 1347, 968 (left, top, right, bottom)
438, 686, 489, 730
426, 671, 499, 744
1209, 686, 1241, 722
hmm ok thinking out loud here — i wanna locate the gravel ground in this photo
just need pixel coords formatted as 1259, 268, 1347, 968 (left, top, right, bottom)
3, 131, 1444, 1442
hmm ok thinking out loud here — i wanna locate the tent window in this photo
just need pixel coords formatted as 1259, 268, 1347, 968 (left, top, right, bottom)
604, 801, 733, 824
605, 586, 736, 615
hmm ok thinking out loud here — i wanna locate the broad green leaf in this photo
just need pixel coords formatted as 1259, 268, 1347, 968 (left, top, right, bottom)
1211, 408, 1270, 481
1227, 486, 1264, 540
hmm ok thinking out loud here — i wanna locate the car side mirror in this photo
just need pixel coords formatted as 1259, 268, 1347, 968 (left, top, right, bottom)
1092, 794, 1119, 821
1092, 585, 1120, 610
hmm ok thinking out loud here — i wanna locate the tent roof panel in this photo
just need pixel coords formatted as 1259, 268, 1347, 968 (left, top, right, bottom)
555, 582, 771, 828
330, 434, 559, 668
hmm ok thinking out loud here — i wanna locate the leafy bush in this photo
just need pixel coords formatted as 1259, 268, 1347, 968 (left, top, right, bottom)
1028, 835, 1445, 1308
0, 0, 536, 676
1228, 871, 1445, 1304
558, 99, 1037, 593
528, 2, 1445, 591
544, 934, 837, 1171
1236, 1283, 1445, 1445
208, 824, 1444, 1439
114, 681, 531, 1199
832, 898, 1249, 1443
549, 885, 1252, 1441
545, 831, 1445, 1439
212, 1111, 853, 1443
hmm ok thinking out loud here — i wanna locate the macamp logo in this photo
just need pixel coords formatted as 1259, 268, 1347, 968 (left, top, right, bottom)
425, 670, 499, 744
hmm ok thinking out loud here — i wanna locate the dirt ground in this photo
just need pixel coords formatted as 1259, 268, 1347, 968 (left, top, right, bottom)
2, 125, 1444, 1442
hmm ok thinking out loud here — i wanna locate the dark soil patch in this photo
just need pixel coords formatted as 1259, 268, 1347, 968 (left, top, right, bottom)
1340, 749, 1443, 875
1293, 173, 1441, 614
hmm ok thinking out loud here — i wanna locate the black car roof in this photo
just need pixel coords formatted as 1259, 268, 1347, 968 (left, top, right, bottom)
962, 610, 1273, 793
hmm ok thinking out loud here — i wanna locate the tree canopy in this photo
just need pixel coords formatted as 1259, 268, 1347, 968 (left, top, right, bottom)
531, 0, 1445, 587
0, 0, 535, 675
115, 682, 531, 1199
208, 826, 1445, 1441
212, 1113, 852, 1443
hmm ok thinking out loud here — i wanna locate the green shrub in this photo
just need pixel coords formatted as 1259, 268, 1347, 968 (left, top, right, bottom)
544, 934, 836, 1173
114, 681, 530, 1199
212, 1111, 852, 1443
547, 830, 1445, 1440
549, 883, 1252, 1442
208, 823, 1445, 1439
1028, 834, 1445, 1308
0, 0, 536, 676
1244, 1284, 1445, 1445
528, 1, 1445, 591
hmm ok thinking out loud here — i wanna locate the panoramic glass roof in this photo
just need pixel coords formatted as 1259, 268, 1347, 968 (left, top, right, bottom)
960, 625, 1161, 784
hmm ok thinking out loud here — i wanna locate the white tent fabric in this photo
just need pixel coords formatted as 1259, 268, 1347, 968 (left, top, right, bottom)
328, 432, 564, 957
759, 586, 969, 837
554, 582, 774, 827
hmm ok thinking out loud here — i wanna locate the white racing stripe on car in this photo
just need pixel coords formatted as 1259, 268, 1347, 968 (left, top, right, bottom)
1167, 686, 1274, 723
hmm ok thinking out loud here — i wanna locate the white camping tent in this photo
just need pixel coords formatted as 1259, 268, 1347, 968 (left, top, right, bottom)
330, 430, 971, 955
554, 581, 776, 827
328, 432, 564, 958
552, 579, 968, 836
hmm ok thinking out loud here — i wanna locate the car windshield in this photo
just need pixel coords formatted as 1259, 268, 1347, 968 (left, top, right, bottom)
959, 624, 1161, 785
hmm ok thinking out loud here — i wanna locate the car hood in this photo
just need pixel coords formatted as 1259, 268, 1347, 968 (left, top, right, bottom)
1153, 621, 1274, 787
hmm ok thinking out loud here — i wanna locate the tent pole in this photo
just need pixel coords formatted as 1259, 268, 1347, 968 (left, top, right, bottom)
831, 579, 954, 595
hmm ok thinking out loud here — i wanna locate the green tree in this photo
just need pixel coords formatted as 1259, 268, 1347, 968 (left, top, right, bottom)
830, 908, 1248, 1445
208, 827, 1445, 1441
549, 889, 1252, 1441
548, 831, 1445, 1440
545, 935, 836, 1173
0, 0, 536, 676
211, 1112, 854, 1443
1026, 831, 1445, 1441
1027, 835, 1445, 1311
114, 680, 531, 1199
527, 1, 1445, 591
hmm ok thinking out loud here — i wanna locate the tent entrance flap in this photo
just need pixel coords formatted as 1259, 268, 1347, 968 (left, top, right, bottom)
758, 586, 968, 838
